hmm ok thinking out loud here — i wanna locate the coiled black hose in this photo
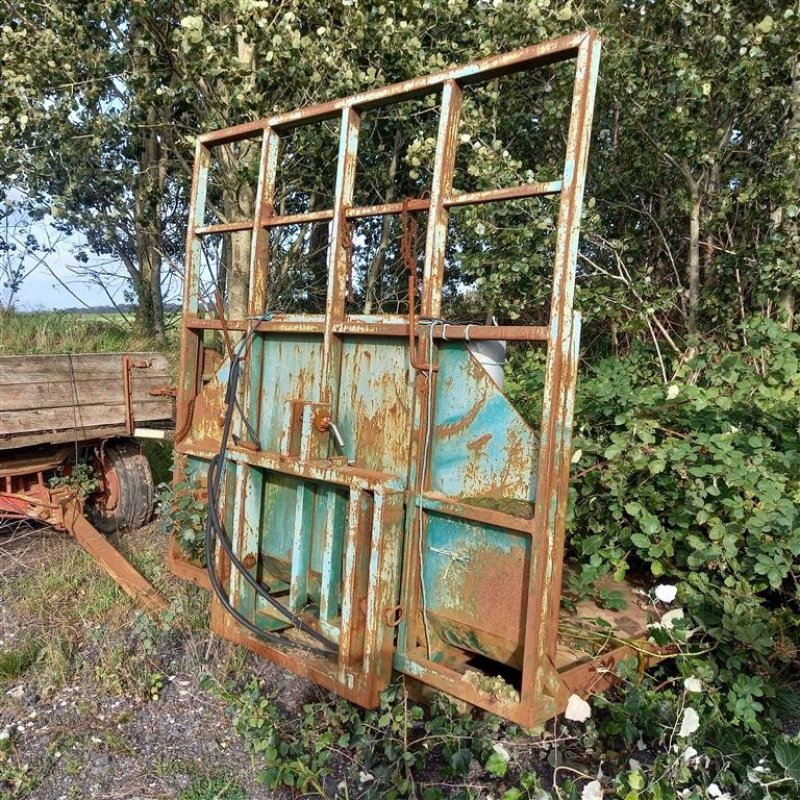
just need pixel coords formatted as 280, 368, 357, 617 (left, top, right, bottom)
204, 338, 337, 658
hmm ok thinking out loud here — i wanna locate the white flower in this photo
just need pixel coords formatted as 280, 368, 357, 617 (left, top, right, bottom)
571, 448, 583, 464
581, 780, 604, 800
684, 676, 703, 693
666, 384, 680, 399
565, 693, 592, 722
359, 771, 374, 783
682, 745, 698, 763
491, 743, 511, 762
707, 784, 731, 799
629, 758, 642, 771
661, 608, 685, 630
654, 584, 678, 603
677, 707, 700, 737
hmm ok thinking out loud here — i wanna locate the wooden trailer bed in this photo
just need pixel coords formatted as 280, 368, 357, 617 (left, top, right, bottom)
0, 352, 173, 450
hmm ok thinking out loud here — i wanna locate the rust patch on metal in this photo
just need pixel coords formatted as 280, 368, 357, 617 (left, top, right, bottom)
466, 432, 492, 453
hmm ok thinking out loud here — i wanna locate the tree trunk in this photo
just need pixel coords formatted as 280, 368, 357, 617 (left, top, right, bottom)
363, 132, 401, 314
130, 19, 166, 343
687, 182, 701, 334
132, 105, 165, 343
702, 162, 720, 291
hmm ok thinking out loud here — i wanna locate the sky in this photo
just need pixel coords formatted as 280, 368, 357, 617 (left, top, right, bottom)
16, 264, 111, 310
3, 188, 131, 310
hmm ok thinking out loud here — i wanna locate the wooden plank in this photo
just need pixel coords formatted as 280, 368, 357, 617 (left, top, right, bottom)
0, 374, 169, 412
0, 352, 170, 384
0, 424, 150, 451
0, 446, 73, 477
0, 399, 173, 437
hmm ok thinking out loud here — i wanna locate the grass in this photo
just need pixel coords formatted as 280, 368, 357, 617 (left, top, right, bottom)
0, 642, 39, 681
0, 310, 135, 355
178, 775, 247, 800
0, 527, 211, 701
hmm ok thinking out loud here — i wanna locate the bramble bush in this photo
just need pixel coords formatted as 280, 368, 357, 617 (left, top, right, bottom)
565, 319, 799, 707
508, 316, 800, 795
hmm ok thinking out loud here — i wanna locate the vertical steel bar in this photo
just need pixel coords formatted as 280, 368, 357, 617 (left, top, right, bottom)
421, 80, 463, 318
321, 106, 361, 405
320, 489, 346, 627
232, 463, 264, 621
338, 488, 371, 671
397, 81, 462, 660
362, 491, 404, 687
176, 141, 210, 435
289, 481, 314, 612
248, 128, 280, 318
240, 129, 279, 449
521, 32, 600, 706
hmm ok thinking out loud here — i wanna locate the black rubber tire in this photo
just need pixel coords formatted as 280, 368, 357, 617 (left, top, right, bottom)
89, 440, 155, 534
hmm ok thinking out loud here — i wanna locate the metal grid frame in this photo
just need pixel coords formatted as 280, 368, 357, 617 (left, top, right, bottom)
176, 30, 609, 725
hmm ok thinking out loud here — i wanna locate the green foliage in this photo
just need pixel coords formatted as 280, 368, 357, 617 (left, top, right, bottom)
513, 317, 800, 729
4, 1, 798, 334
207, 678, 543, 799
48, 462, 101, 497
157, 479, 208, 564
178, 775, 246, 800
143, 441, 175, 487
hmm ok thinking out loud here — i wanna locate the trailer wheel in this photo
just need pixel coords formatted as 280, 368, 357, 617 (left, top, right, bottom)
89, 440, 154, 534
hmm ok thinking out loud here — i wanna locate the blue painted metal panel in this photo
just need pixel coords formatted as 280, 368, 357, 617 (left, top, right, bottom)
336, 336, 414, 479
430, 343, 538, 502
255, 334, 323, 453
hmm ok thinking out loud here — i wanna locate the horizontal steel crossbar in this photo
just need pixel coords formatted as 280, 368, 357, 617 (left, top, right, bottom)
193, 181, 562, 236
198, 32, 586, 145
183, 318, 550, 341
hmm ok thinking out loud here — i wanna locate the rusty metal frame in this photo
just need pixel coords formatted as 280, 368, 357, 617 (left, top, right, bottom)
174, 31, 624, 725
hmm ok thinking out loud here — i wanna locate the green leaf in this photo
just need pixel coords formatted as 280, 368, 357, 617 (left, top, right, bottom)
774, 739, 800, 781
485, 751, 509, 777
630, 533, 650, 548
449, 748, 473, 777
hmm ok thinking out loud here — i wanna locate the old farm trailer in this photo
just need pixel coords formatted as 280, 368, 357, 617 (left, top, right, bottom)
172, 30, 652, 725
0, 352, 171, 613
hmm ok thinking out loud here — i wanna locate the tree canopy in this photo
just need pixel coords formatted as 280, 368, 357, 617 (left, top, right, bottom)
2, 1, 800, 793
1, 0, 797, 339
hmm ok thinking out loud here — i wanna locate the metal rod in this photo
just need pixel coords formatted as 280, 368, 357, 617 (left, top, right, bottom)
198, 32, 588, 144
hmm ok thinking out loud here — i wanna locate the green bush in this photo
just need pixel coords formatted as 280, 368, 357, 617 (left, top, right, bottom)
511, 319, 800, 716
566, 319, 799, 711
505, 317, 800, 796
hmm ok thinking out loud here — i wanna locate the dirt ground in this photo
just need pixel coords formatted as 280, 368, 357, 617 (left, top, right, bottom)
1, 522, 566, 800
0, 524, 328, 800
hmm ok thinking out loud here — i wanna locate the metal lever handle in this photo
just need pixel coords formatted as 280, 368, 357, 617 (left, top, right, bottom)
327, 420, 346, 451
317, 416, 353, 464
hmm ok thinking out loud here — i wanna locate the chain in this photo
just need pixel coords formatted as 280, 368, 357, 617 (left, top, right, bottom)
340, 206, 355, 304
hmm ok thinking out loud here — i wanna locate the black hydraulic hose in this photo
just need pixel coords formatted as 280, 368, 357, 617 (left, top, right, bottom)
206, 454, 335, 652
204, 350, 337, 657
